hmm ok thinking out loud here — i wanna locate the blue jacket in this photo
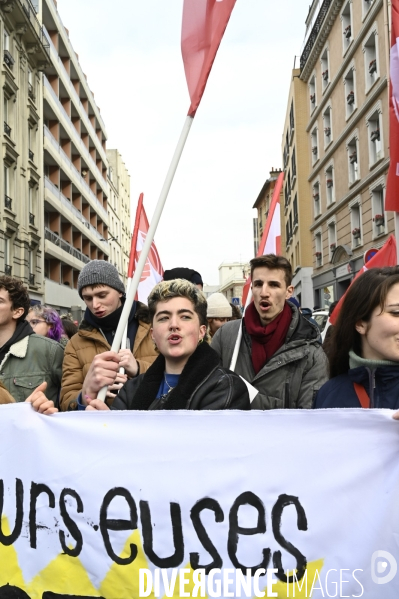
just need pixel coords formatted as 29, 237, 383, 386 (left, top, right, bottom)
314, 365, 399, 410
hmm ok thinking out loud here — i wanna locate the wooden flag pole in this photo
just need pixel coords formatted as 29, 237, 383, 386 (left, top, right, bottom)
97, 115, 194, 400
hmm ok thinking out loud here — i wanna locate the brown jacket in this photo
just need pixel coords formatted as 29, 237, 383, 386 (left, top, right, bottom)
60, 304, 157, 411
0, 380, 15, 404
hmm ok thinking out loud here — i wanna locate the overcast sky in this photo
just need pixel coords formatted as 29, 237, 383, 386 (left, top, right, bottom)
57, 0, 310, 284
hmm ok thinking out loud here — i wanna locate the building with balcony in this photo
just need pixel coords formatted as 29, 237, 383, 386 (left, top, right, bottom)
41, 0, 110, 313
0, 0, 50, 301
281, 69, 314, 309
107, 149, 131, 286
252, 168, 282, 255
300, 0, 392, 309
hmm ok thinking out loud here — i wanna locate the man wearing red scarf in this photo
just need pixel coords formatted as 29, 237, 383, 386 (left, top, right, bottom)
212, 255, 328, 409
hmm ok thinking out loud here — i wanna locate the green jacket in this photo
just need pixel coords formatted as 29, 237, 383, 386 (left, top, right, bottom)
211, 303, 328, 410
0, 334, 64, 404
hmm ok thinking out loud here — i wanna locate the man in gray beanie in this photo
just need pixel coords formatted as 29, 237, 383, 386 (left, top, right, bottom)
60, 260, 158, 411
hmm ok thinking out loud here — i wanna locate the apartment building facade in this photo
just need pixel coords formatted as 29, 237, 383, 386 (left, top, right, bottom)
300, 0, 392, 309
41, 0, 111, 314
281, 69, 314, 309
218, 261, 250, 306
1, 0, 49, 302
107, 149, 131, 286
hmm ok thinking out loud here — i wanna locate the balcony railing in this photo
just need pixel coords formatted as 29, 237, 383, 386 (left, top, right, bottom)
29, 149, 34, 161
17, 0, 50, 62
300, 0, 332, 71
4, 122, 11, 137
5, 265, 12, 276
29, 212, 35, 225
4, 195, 12, 210
44, 176, 108, 245
44, 227, 90, 264
29, 273, 35, 286
3, 50, 14, 69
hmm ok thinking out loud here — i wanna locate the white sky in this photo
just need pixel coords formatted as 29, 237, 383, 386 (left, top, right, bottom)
57, 0, 310, 284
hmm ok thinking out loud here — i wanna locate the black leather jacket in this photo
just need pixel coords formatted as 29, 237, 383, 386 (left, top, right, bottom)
111, 342, 250, 411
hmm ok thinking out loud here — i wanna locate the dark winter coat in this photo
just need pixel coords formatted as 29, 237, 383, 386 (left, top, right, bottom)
111, 341, 250, 411
211, 302, 328, 410
314, 365, 399, 409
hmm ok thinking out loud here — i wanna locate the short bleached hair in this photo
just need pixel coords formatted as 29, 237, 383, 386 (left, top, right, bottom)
148, 279, 208, 327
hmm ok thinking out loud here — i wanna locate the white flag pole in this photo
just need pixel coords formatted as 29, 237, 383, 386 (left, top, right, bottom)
229, 287, 252, 371
97, 115, 194, 400
118, 278, 131, 375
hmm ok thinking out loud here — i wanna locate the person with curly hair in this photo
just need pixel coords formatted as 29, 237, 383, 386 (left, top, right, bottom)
0, 276, 63, 404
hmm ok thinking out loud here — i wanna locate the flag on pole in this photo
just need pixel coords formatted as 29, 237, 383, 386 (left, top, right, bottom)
181, 0, 236, 117
385, 0, 399, 210
130, 194, 164, 304
241, 172, 284, 305
329, 235, 397, 325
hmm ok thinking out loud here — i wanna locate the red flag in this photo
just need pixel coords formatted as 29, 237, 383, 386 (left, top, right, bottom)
241, 172, 284, 305
329, 235, 397, 325
181, 0, 236, 117
385, 0, 399, 210
130, 194, 164, 304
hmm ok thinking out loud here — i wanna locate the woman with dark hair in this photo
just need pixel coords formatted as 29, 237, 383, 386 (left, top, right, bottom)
84, 279, 250, 411
314, 267, 399, 409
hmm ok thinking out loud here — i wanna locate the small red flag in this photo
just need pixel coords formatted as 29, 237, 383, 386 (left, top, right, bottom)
385, 0, 399, 210
181, 0, 236, 117
329, 235, 397, 325
130, 194, 164, 304
241, 172, 283, 306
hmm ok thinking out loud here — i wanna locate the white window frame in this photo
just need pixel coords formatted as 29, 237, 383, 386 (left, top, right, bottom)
370, 176, 387, 239
362, 0, 375, 20
344, 63, 356, 120
349, 196, 363, 249
363, 23, 380, 93
347, 130, 360, 186
366, 101, 384, 168
325, 162, 335, 207
309, 73, 317, 114
313, 179, 321, 219
323, 104, 333, 148
315, 228, 323, 267
341, 1, 354, 55
311, 126, 319, 165
320, 46, 330, 93
327, 216, 337, 259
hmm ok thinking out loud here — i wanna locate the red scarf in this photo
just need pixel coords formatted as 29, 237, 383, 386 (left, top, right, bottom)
244, 301, 292, 374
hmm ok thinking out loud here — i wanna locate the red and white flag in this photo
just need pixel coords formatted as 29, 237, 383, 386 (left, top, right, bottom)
241, 172, 283, 306
385, 0, 399, 210
129, 194, 164, 304
329, 235, 397, 325
181, 0, 236, 117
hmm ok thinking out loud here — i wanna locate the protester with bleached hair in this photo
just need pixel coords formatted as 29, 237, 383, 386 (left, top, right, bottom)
85, 279, 250, 411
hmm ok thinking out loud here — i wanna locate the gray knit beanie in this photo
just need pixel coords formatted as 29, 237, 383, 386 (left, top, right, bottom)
207, 293, 232, 318
77, 260, 125, 298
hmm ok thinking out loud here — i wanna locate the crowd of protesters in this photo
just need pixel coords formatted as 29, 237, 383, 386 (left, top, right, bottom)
0, 254, 398, 416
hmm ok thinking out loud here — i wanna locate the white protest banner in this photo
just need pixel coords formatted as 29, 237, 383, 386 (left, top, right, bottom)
0, 406, 398, 599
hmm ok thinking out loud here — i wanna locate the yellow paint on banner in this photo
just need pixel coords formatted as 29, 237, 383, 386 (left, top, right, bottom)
27, 551, 101, 597
0, 517, 25, 588
100, 529, 155, 598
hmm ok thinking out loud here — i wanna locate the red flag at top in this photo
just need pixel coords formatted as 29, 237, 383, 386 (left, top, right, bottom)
129, 194, 164, 304
181, 0, 236, 117
329, 235, 397, 325
241, 172, 283, 306
385, 0, 399, 210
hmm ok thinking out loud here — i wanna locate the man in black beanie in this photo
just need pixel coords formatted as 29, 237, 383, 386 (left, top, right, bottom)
60, 260, 158, 411
163, 267, 203, 290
